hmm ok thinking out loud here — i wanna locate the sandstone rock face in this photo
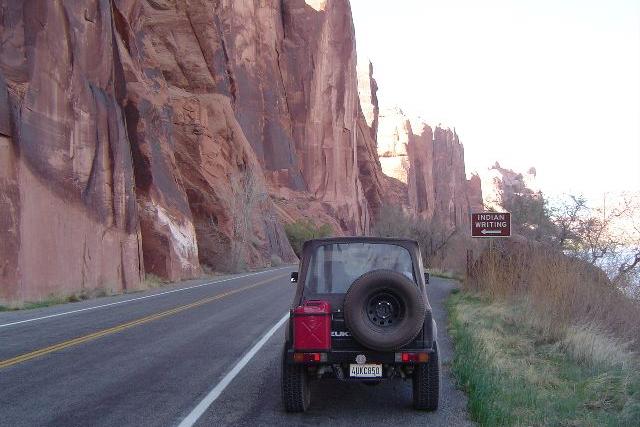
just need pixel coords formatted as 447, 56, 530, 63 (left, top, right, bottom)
280, 0, 369, 233
355, 61, 386, 220
0, 2, 143, 301
117, 0, 296, 277
375, 107, 475, 235
377, 107, 410, 183
0, 0, 298, 302
407, 119, 435, 219
481, 162, 539, 210
357, 60, 379, 137
466, 173, 484, 213
138, 0, 370, 234
0, 0, 479, 302
375, 108, 437, 220
432, 126, 471, 233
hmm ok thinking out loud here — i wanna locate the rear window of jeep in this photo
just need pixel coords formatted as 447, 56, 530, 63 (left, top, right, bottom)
304, 243, 415, 294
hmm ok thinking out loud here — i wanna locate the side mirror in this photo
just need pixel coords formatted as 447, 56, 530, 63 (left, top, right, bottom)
424, 272, 430, 285
290, 272, 299, 284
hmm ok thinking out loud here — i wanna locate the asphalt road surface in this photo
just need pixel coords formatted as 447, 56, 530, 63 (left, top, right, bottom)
0, 266, 473, 426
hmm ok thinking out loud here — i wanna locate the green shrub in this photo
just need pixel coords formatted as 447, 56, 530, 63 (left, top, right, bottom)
270, 254, 283, 267
285, 219, 333, 257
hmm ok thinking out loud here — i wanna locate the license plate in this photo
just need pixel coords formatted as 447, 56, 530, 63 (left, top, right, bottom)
349, 364, 382, 378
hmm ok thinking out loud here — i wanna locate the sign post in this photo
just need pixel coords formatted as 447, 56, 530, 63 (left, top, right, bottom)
470, 212, 511, 278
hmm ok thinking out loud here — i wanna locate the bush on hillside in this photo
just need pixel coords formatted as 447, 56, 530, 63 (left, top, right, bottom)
372, 204, 450, 267
285, 219, 333, 257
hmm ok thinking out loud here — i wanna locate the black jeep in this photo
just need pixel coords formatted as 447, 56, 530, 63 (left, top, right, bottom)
282, 237, 440, 412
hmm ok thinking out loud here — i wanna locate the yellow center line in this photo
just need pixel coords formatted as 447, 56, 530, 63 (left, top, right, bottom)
0, 273, 288, 370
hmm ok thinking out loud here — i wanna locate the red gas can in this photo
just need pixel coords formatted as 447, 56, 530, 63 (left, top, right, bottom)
293, 300, 331, 351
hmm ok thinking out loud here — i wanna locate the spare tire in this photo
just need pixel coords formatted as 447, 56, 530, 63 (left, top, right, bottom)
343, 269, 426, 351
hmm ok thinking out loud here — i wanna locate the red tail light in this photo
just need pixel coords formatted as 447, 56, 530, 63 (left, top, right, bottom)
397, 352, 429, 363
293, 352, 327, 363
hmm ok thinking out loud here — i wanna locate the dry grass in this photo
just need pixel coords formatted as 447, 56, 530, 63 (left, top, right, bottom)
448, 293, 640, 426
450, 241, 640, 425
466, 241, 640, 350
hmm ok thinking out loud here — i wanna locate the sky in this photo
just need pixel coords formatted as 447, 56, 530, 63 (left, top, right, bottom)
350, 0, 640, 202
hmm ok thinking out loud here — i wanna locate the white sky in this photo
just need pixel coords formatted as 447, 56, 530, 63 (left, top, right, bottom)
350, 0, 640, 201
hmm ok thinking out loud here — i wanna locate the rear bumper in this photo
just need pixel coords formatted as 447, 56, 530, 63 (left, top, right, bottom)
284, 348, 434, 365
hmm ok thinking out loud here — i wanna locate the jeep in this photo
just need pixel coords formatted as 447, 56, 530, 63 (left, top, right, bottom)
282, 237, 440, 412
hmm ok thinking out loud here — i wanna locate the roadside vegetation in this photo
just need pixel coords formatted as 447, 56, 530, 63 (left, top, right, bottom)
448, 191, 640, 426
372, 204, 450, 267
448, 292, 640, 426
0, 289, 109, 311
428, 269, 464, 281
371, 190, 640, 424
285, 219, 333, 257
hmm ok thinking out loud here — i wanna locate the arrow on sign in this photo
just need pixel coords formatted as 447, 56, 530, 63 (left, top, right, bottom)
481, 229, 501, 235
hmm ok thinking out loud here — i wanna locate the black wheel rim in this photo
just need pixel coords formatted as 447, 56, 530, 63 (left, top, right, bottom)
365, 291, 403, 327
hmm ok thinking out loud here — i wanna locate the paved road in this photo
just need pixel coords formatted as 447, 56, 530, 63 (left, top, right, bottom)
0, 267, 473, 426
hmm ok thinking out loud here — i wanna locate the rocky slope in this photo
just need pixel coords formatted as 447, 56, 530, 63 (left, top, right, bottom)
0, 0, 479, 302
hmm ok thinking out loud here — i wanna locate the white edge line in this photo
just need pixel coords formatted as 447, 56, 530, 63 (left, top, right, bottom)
177, 312, 289, 427
0, 267, 294, 329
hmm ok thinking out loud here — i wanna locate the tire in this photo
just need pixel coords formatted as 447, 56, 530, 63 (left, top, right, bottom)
343, 269, 426, 351
412, 341, 440, 411
281, 350, 310, 412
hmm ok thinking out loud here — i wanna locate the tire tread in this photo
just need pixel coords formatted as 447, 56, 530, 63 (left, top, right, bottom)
412, 341, 440, 411
282, 360, 310, 412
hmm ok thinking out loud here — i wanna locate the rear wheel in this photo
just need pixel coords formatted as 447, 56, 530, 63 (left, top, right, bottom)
412, 341, 440, 411
282, 352, 310, 412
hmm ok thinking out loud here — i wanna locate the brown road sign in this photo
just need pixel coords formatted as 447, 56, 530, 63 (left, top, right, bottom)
471, 212, 511, 238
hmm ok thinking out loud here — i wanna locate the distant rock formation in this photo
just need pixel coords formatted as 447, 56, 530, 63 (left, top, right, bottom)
354, 61, 400, 222
466, 173, 484, 213
357, 60, 379, 139
374, 107, 477, 234
481, 162, 540, 211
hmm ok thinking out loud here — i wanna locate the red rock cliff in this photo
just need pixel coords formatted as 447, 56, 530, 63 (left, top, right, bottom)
0, 0, 480, 302
0, 2, 143, 301
374, 105, 479, 243
0, 0, 383, 302
0, 0, 301, 302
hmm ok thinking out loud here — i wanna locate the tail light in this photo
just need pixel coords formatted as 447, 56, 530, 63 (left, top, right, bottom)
293, 352, 328, 363
396, 352, 429, 363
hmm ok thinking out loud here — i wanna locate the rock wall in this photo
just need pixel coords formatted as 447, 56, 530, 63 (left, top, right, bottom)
407, 119, 435, 220
432, 126, 472, 233
357, 60, 379, 138
377, 107, 410, 184
374, 107, 479, 241
118, 0, 298, 276
280, 0, 370, 233
466, 173, 484, 212
133, 0, 371, 234
0, 0, 481, 302
355, 61, 386, 220
0, 0, 300, 302
0, 2, 143, 301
